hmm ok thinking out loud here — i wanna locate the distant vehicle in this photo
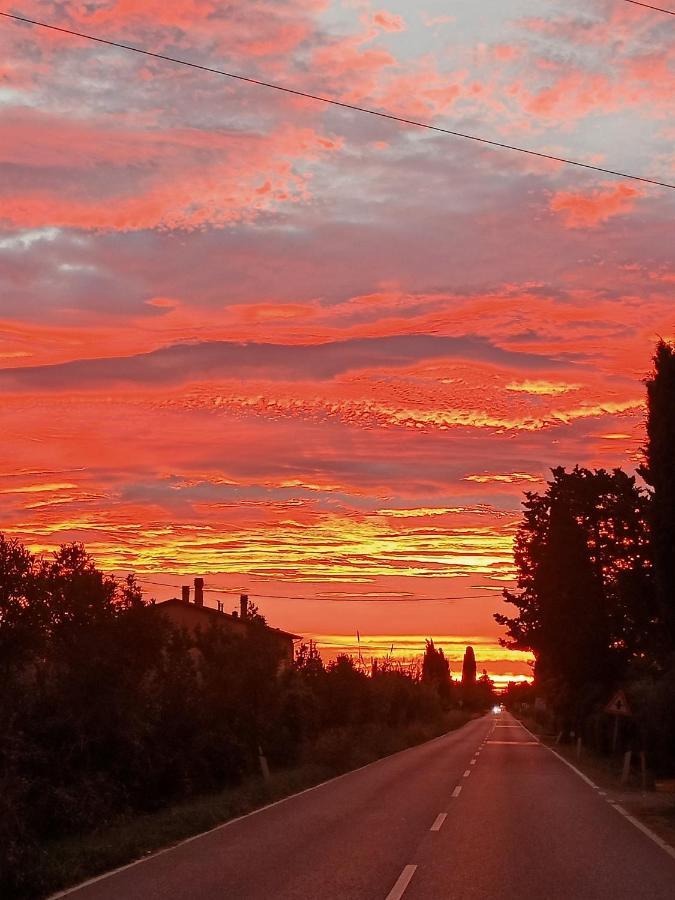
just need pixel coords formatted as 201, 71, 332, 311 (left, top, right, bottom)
492, 704, 503, 714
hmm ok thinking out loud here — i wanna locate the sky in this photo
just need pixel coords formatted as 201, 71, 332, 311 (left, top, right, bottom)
1, 0, 674, 686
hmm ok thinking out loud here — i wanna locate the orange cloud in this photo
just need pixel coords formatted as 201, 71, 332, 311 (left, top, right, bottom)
506, 380, 580, 396
465, 473, 541, 484
0, 482, 77, 494
234, 303, 316, 323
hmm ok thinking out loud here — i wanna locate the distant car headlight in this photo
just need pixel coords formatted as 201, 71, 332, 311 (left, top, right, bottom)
492, 705, 502, 714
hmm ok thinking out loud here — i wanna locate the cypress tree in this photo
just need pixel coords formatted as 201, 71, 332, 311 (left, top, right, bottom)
642, 340, 675, 649
462, 646, 477, 687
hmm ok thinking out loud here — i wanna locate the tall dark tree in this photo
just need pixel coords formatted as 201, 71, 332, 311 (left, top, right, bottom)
422, 639, 450, 684
475, 669, 497, 710
421, 639, 451, 704
641, 339, 675, 649
461, 646, 477, 687
0, 535, 41, 676
496, 467, 654, 710
295, 640, 325, 680
532, 501, 610, 689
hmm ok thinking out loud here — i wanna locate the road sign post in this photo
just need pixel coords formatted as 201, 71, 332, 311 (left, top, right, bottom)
604, 690, 633, 755
604, 690, 632, 718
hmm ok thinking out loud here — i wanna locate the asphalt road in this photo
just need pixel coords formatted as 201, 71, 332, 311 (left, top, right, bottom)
57, 712, 675, 899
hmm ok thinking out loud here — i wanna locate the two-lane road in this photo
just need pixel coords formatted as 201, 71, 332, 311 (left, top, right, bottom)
56, 712, 675, 899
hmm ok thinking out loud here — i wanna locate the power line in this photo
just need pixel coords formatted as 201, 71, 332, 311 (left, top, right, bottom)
135, 578, 495, 603
620, 0, 675, 15
1, 10, 673, 190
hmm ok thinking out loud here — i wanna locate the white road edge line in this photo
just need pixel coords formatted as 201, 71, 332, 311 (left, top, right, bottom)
452, 785, 462, 798
613, 804, 675, 861
386, 864, 417, 900
430, 813, 447, 832
519, 721, 675, 862
518, 722, 598, 788
49, 721, 486, 899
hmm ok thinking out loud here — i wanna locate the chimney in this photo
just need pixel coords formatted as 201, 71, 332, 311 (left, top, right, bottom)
240, 593, 248, 620
181, 585, 190, 604
194, 577, 204, 607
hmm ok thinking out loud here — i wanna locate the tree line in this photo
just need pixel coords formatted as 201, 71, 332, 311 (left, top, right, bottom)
496, 340, 675, 769
0, 541, 493, 897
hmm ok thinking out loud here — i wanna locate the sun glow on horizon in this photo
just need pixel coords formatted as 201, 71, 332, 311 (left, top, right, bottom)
306, 633, 534, 684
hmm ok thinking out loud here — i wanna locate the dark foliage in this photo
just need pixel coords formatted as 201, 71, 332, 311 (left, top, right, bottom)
473, 670, 497, 710
461, 646, 477, 687
495, 466, 655, 722
497, 343, 675, 766
501, 680, 535, 711
0, 544, 469, 898
421, 639, 453, 706
641, 339, 675, 650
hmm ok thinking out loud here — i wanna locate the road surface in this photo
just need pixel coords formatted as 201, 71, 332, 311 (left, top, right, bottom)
56, 712, 675, 899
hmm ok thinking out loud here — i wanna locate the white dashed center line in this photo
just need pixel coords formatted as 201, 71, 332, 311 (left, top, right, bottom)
386, 864, 417, 900
463, 769, 471, 777
452, 785, 462, 798
430, 813, 447, 832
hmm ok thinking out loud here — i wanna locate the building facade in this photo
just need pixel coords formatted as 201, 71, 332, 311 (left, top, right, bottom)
153, 579, 299, 665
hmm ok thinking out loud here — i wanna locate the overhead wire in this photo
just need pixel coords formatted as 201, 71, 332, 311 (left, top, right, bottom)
135, 578, 496, 603
4, 7, 664, 602
1, 10, 673, 189
620, 0, 675, 15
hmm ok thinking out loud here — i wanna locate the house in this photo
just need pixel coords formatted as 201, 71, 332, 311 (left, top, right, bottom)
154, 578, 300, 665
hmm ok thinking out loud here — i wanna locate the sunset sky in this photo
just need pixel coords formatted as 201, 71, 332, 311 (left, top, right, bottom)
1, 1, 673, 685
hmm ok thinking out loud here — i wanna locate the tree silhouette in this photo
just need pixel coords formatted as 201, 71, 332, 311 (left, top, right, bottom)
641, 339, 675, 649
0, 535, 41, 676
295, 640, 325, 680
422, 639, 449, 682
496, 467, 654, 715
422, 639, 451, 705
462, 646, 477, 687
475, 669, 497, 709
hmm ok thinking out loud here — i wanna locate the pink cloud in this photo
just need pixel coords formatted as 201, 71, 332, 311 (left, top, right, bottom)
549, 184, 643, 228
492, 45, 521, 63
373, 10, 406, 32
0, 113, 341, 230
11, 0, 328, 58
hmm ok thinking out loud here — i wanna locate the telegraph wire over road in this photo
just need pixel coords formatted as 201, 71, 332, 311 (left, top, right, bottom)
620, 0, 675, 15
135, 578, 495, 604
1, 10, 674, 190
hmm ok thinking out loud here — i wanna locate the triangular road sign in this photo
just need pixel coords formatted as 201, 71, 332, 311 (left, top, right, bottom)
604, 689, 632, 717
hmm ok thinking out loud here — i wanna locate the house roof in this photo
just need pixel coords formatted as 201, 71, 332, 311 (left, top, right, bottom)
154, 597, 301, 642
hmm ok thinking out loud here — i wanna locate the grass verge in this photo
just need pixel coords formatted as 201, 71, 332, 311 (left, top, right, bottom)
35, 711, 472, 899
39, 764, 331, 898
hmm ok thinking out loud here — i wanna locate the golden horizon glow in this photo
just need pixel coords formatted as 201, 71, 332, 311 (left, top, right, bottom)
306, 633, 534, 685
